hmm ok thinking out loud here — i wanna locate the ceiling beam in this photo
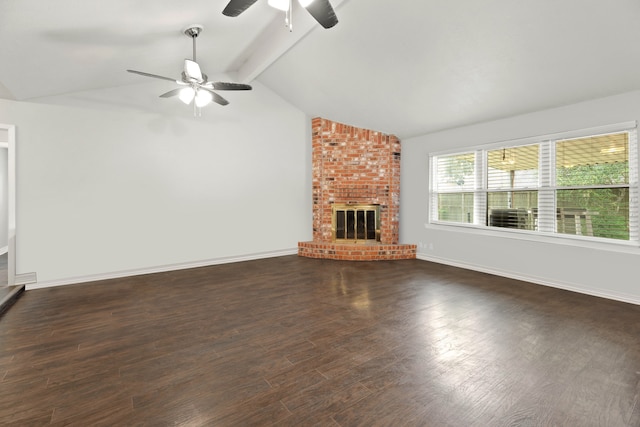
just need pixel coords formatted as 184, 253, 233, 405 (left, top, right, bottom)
236, 0, 348, 83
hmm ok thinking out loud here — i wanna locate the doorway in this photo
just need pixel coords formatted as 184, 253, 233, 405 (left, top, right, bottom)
0, 124, 16, 287
0, 145, 7, 286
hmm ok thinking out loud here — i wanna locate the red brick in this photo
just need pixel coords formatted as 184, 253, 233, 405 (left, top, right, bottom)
303, 117, 414, 260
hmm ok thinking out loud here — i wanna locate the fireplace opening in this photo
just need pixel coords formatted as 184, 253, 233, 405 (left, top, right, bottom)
332, 204, 380, 243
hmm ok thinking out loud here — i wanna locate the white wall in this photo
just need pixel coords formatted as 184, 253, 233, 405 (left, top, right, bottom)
0, 80, 312, 286
401, 90, 640, 304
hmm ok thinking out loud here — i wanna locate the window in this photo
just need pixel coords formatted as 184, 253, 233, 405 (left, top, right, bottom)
556, 133, 631, 240
430, 123, 639, 244
432, 153, 475, 224
487, 145, 539, 230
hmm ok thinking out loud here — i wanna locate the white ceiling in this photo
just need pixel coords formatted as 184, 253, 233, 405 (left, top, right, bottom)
2, 0, 640, 138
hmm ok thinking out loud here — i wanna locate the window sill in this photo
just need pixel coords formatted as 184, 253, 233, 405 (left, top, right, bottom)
425, 221, 640, 254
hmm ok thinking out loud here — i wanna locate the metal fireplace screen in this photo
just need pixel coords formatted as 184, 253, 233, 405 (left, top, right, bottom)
332, 204, 381, 242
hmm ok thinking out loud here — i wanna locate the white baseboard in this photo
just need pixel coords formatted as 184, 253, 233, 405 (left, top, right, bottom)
26, 249, 298, 290
15, 272, 37, 285
417, 253, 640, 306
26, 249, 639, 306
0, 246, 7, 255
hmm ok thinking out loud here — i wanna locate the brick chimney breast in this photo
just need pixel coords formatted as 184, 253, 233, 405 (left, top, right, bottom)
299, 118, 416, 261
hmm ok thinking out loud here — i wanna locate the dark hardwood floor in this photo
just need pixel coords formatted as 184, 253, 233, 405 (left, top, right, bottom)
1, 255, 639, 426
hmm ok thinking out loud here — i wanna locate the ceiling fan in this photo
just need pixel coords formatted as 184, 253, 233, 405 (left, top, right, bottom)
127, 25, 252, 114
223, 0, 338, 31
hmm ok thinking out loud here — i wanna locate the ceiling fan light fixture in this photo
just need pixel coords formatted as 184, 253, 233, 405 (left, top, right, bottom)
268, 0, 289, 11
127, 25, 250, 112
184, 59, 203, 82
195, 90, 213, 107
179, 87, 195, 104
223, 0, 338, 30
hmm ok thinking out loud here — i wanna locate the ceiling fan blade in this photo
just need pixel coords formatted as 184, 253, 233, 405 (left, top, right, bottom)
222, 0, 260, 17
184, 59, 204, 83
212, 82, 253, 91
127, 69, 178, 83
302, 0, 338, 29
202, 88, 229, 106
159, 88, 182, 98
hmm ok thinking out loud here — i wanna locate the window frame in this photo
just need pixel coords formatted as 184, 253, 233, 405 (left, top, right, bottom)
430, 150, 477, 225
428, 121, 639, 247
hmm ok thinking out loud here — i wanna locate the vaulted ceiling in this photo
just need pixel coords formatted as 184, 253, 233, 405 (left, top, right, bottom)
2, 0, 640, 138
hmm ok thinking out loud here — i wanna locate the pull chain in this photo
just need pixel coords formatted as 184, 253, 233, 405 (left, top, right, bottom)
285, 0, 293, 31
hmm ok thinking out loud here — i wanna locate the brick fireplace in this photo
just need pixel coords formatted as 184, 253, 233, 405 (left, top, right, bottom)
298, 118, 416, 261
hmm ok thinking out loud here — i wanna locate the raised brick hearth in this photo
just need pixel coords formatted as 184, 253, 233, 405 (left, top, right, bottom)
298, 242, 417, 261
298, 118, 416, 261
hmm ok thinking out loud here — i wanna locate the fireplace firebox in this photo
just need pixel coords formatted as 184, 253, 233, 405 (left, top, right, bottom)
332, 204, 380, 243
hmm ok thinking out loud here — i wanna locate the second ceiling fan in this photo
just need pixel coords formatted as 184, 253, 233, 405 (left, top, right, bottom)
127, 25, 252, 114
223, 0, 338, 30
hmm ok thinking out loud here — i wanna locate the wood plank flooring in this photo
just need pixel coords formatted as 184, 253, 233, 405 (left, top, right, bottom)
1, 255, 639, 426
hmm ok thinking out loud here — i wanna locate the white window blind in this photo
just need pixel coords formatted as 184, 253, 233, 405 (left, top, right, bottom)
429, 123, 639, 245
537, 141, 556, 233
431, 152, 475, 224
486, 144, 539, 230
555, 131, 631, 240
473, 150, 486, 226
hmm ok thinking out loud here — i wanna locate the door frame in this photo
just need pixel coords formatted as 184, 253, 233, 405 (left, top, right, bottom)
0, 123, 16, 286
